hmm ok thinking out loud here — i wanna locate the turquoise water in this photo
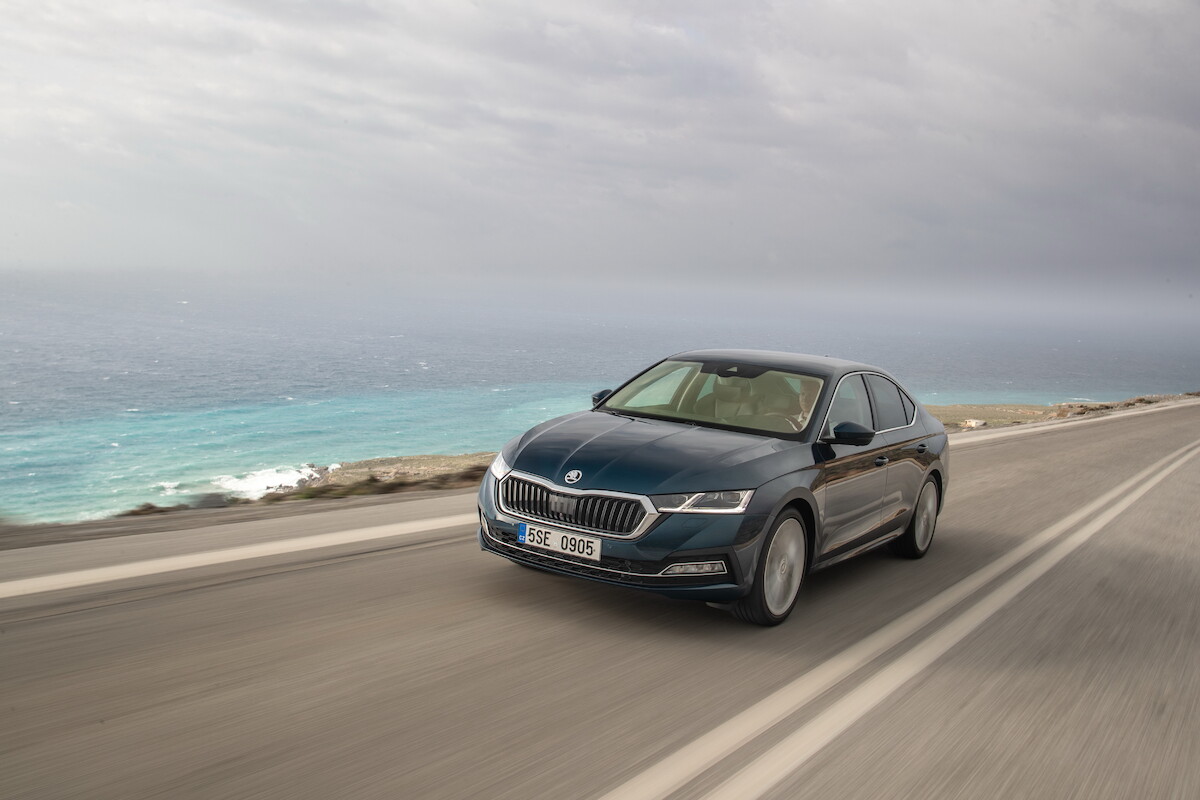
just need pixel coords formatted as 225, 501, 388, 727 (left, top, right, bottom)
2, 384, 595, 524
2, 282, 1197, 523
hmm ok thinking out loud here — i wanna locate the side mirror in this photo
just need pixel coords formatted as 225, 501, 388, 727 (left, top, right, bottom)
821, 421, 875, 447
592, 389, 613, 406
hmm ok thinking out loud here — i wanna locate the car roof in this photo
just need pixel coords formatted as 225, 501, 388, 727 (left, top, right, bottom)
668, 349, 891, 382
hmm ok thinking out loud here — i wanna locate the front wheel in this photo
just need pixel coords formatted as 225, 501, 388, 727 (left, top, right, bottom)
732, 510, 808, 626
891, 478, 939, 559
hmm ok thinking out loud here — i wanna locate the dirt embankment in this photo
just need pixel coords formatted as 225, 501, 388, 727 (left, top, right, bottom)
257, 453, 495, 502
927, 393, 1195, 431
312, 453, 496, 488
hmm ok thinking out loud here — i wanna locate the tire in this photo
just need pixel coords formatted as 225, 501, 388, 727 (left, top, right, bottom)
891, 478, 939, 559
732, 510, 808, 626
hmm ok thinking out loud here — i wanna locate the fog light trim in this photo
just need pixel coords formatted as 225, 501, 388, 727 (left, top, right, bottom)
660, 561, 727, 576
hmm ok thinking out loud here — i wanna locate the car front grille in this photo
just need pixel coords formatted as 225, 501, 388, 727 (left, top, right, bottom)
499, 475, 647, 536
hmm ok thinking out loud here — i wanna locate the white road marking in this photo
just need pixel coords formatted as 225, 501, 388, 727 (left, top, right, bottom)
702, 440, 1200, 800
0, 513, 478, 600
598, 438, 1200, 800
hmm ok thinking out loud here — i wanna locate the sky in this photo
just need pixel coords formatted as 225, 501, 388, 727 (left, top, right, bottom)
2, 0, 1198, 324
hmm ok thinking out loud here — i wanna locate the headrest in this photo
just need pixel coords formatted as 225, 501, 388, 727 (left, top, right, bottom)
760, 392, 795, 413
713, 376, 751, 401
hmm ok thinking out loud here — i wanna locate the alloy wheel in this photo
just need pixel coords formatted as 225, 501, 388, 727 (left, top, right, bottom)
763, 518, 806, 616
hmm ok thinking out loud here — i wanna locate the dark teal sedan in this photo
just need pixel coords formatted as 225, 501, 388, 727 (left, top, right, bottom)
477, 350, 948, 625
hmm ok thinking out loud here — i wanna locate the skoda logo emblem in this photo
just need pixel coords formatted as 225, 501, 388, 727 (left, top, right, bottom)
564, 469, 583, 485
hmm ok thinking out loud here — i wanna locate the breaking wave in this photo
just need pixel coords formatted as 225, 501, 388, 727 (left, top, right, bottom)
211, 466, 322, 499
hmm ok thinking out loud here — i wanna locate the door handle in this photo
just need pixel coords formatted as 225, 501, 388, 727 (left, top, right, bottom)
916, 443, 928, 454
874, 456, 889, 467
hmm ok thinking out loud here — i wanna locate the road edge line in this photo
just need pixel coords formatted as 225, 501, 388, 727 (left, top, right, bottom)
0, 513, 479, 599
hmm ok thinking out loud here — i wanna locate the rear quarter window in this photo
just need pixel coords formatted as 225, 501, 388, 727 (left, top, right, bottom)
900, 390, 916, 425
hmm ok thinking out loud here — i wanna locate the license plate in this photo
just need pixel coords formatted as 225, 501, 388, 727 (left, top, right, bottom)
517, 523, 601, 562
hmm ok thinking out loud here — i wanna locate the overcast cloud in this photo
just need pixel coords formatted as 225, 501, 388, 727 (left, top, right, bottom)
2, 0, 1197, 316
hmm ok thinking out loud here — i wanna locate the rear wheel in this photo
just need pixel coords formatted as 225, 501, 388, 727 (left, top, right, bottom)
891, 478, 939, 559
732, 511, 808, 626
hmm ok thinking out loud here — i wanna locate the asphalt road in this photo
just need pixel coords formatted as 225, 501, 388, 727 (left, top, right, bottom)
3, 402, 1199, 799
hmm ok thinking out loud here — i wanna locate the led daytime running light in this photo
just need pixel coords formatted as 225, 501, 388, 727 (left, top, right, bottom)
653, 490, 753, 514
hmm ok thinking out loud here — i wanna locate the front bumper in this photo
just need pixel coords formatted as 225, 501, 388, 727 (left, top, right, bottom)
477, 472, 767, 601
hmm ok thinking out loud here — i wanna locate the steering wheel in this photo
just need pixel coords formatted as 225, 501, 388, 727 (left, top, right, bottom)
762, 412, 803, 433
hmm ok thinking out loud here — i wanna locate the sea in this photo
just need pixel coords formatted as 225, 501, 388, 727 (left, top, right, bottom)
2, 278, 1197, 524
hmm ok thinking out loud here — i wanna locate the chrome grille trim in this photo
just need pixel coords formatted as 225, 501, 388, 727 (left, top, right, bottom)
497, 471, 659, 539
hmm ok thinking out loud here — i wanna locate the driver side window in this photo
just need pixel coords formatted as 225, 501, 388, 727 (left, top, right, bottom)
823, 374, 873, 436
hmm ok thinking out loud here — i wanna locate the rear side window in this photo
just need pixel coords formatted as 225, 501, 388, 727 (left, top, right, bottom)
866, 374, 910, 431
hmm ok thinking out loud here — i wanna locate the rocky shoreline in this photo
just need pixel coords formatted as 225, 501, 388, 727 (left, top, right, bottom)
111, 453, 496, 518
1, 393, 1195, 549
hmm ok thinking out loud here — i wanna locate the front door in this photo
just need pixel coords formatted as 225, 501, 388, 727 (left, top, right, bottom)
815, 374, 889, 555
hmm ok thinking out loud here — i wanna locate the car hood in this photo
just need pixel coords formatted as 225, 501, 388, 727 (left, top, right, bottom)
507, 410, 800, 494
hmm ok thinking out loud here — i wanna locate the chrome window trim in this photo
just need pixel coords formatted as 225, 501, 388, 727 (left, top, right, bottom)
818, 370, 918, 438
497, 470, 661, 539
481, 523, 727, 577
898, 388, 917, 427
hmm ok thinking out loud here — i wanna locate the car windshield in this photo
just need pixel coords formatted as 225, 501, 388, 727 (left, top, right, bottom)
600, 359, 825, 437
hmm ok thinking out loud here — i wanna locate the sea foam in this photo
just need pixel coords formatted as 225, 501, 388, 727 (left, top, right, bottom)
212, 466, 321, 499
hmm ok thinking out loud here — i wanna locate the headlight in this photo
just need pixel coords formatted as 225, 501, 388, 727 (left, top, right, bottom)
488, 452, 511, 481
652, 490, 753, 514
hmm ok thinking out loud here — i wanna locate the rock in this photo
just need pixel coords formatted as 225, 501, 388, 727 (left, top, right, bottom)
117, 502, 189, 517
190, 493, 229, 509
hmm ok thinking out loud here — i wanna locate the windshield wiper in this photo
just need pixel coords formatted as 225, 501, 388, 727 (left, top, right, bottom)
597, 408, 648, 422
600, 408, 701, 427
600, 410, 657, 422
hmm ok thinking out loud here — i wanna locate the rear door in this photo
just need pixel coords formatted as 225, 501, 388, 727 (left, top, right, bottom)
865, 374, 927, 534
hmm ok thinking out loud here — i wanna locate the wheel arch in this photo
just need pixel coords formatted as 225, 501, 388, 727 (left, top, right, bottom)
776, 496, 817, 571
749, 476, 820, 570
925, 466, 946, 511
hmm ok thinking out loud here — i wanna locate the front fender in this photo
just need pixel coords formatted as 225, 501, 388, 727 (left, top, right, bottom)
737, 467, 823, 563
